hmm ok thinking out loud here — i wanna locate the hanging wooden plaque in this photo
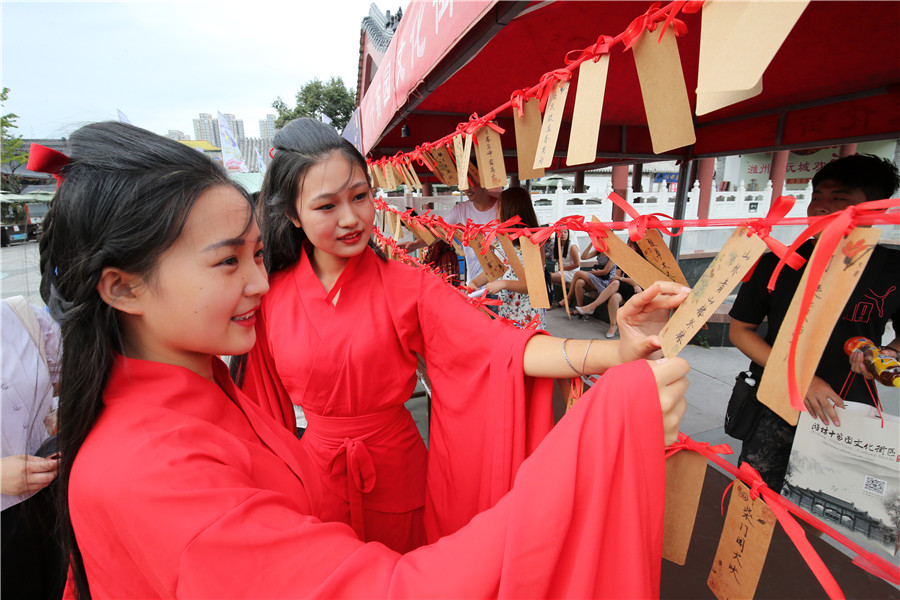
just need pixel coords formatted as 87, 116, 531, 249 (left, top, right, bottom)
659, 226, 766, 358
757, 227, 880, 425
707, 481, 776, 600
567, 55, 610, 166
513, 97, 545, 180
533, 80, 570, 169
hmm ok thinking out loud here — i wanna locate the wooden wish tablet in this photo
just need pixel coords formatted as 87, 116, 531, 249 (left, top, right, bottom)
659, 226, 766, 358
757, 226, 881, 425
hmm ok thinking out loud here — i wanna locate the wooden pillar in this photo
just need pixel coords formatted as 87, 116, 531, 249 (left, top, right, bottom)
697, 157, 715, 219
631, 163, 643, 192
611, 164, 629, 221
422, 182, 433, 196
574, 171, 586, 193
509, 175, 521, 188
768, 150, 789, 201
839, 143, 858, 157
668, 159, 692, 259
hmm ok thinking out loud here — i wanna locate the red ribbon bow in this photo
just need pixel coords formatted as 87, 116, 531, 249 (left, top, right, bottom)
565, 34, 614, 66
737, 195, 807, 282
622, 1, 696, 51
535, 69, 572, 113
26, 143, 70, 187
607, 192, 680, 241
509, 88, 533, 119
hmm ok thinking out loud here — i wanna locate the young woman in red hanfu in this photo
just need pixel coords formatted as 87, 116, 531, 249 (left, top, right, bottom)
239, 117, 693, 552
37, 120, 691, 599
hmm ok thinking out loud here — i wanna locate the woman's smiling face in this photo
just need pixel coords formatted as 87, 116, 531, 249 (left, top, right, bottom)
291, 151, 374, 264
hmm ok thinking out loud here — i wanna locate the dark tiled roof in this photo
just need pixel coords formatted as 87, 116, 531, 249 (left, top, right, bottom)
361, 4, 402, 53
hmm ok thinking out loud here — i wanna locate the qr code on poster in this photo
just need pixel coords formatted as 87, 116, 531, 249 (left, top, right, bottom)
863, 475, 886, 496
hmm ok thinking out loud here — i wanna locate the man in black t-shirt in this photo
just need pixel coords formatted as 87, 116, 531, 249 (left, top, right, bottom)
728, 154, 900, 492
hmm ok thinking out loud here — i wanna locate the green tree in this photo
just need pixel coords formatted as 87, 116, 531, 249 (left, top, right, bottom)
272, 77, 356, 132
1, 88, 29, 193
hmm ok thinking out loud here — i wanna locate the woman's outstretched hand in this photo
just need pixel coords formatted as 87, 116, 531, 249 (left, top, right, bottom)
649, 357, 690, 445
618, 281, 691, 364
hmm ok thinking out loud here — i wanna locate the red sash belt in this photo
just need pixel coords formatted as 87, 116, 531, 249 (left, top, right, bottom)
303, 405, 408, 541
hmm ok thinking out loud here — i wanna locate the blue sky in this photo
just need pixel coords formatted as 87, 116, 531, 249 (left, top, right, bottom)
2, 0, 387, 139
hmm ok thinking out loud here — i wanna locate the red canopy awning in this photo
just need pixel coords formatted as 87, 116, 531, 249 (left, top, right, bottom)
359, 0, 900, 177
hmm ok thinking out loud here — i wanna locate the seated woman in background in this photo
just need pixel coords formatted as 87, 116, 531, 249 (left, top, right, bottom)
570, 244, 621, 337
548, 228, 579, 306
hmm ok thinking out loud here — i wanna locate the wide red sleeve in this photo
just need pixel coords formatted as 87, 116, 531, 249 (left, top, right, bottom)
180, 361, 666, 598
240, 313, 296, 431
389, 267, 555, 542
67, 361, 664, 598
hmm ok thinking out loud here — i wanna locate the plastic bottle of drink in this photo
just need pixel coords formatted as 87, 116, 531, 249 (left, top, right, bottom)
843, 337, 900, 388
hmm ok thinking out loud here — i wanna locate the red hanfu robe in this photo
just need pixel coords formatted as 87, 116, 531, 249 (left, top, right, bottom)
67, 355, 666, 598
242, 246, 554, 551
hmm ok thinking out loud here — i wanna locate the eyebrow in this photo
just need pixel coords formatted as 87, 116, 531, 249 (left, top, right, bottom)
813, 184, 853, 193
203, 235, 262, 252
307, 179, 370, 204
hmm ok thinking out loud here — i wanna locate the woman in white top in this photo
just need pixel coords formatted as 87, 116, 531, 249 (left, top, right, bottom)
1, 298, 65, 599
548, 229, 579, 307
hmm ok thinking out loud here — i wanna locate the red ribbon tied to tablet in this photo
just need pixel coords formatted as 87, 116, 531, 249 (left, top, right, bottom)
535, 69, 572, 113
767, 199, 900, 413
509, 88, 534, 119
564, 34, 615, 66
607, 192, 680, 241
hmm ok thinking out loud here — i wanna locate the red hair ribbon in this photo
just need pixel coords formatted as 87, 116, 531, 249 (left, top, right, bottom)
564, 34, 614, 66
535, 69, 572, 113
26, 143, 69, 187
268, 147, 275, 158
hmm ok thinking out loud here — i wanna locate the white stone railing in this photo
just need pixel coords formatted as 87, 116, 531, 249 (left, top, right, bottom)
382, 181, 899, 256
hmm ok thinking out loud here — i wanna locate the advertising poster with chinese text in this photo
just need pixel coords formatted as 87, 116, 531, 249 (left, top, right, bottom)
782, 402, 900, 557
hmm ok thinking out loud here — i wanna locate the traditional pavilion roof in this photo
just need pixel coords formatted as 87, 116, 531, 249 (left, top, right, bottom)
356, 3, 403, 105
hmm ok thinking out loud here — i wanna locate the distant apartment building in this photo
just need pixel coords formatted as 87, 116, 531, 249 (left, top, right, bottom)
167, 130, 188, 141
192, 113, 219, 146
259, 114, 277, 143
